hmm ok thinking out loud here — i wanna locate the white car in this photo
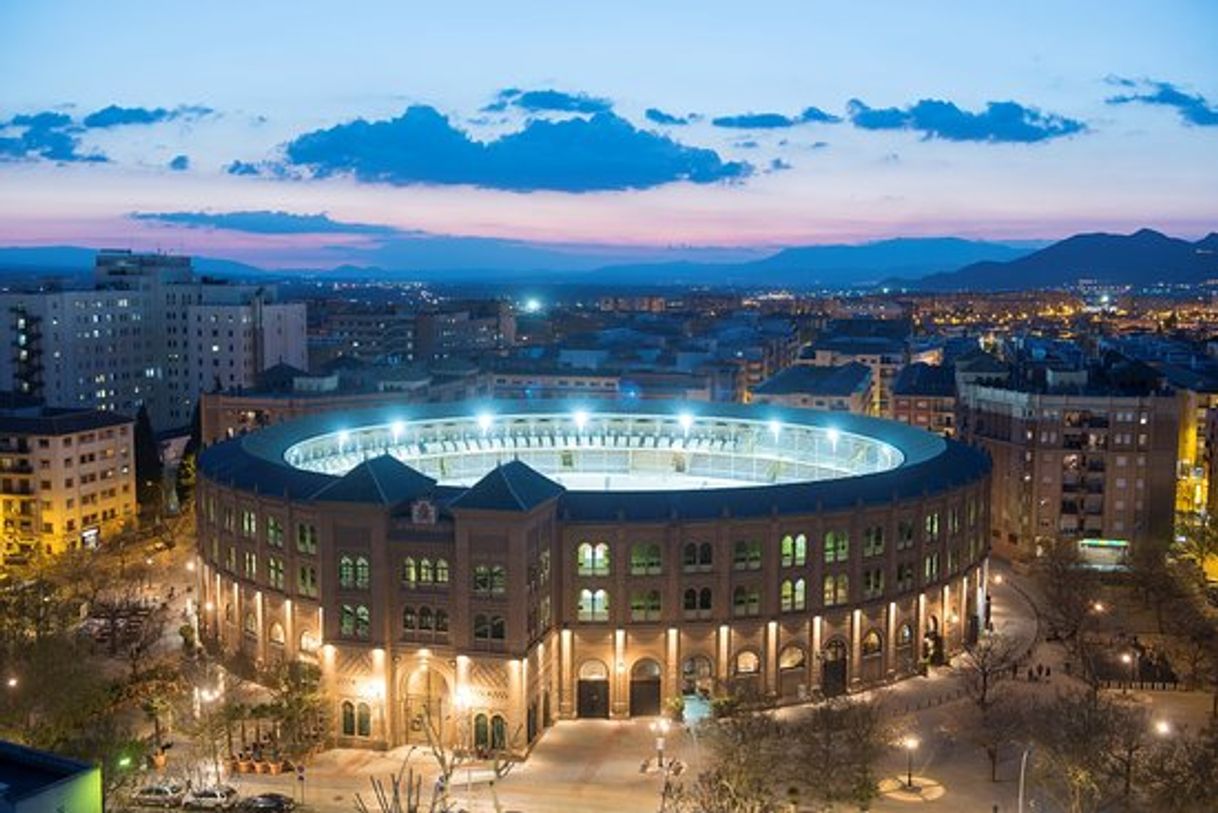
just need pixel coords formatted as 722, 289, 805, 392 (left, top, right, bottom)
132, 782, 185, 807
184, 785, 240, 810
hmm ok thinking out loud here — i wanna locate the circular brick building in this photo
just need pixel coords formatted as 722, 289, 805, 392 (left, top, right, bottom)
196, 400, 990, 753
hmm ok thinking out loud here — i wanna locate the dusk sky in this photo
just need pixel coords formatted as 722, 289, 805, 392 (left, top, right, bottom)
1, 1, 1216, 268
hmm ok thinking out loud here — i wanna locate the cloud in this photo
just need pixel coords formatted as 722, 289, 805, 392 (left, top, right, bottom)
225, 160, 261, 176
130, 209, 402, 236
645, 108, 689, 125
487, 88, 612, 114
168, 154, 189, 171
768, 158, 793, 171
712, 106, 841, 129
82, 104, 213, 128
846, 98, 1085, 142
1105, 77, 1218, 126
278, 105, 749, 192
0, 111, 106, 163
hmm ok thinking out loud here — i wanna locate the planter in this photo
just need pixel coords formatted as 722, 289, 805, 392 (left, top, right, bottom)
237, 760, 254, 774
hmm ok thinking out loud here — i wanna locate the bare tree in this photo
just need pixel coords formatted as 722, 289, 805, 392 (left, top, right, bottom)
671, 713, 787, 813
955, 629, 1021, 711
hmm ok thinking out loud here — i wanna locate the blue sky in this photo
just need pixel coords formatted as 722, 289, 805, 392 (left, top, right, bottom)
0, 1, 1215, 267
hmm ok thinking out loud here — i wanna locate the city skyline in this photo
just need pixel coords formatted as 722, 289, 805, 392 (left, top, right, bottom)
1, 1, 1216, 269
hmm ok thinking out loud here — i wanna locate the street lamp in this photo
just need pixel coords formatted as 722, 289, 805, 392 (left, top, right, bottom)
5, 677, 16, 689
902, 735, 919, 790
652, 721, 672, 765
1120, 652, 1136, 692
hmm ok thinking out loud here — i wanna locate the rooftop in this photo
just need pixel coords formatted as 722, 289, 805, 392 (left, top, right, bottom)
753, 362, 871, 397
0, 739, 99, 807
893, 363, 957, 398
0, 398, 133, 435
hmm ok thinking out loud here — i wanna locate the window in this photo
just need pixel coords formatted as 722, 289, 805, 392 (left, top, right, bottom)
682, 542, 713, 573
896, 562, 914, 592
823, 574, 848, 606
243, 551, 257, 580
630, 589, 662, 621
435, 558, 449, 584
897, 624, 914, 647
897, 520, 915, 551
339, 556, 355, 589
402, 557, 417, 587
861, 630, 882, 657
924, 512, 940, 541
863, 568, 884, 599
242, 612, 258, 639
419, 558, 434, 584
298, 564, 318, 597
732, 585, 761, 617
779, 645, 805, 670
780, 578, 807, 612
863, 526, 884, 557
683, 587, 713, 619
241, 510, 257, 538
491, 715, 507, 752
268, 556, 285, 590
474, 565, 507, 596
780, 534, 807, 567
473, 613, 507, 641
340, 604, 370, 639
341, 701, 356, 736
576, 542, 610, 576
735, 651, 760, 674
268, 622, 285, 646
296, 523, 318, 554
924, 552, 940, 582
824, 530, 849, 563
732, 540, 762, 571
266, 517, 284, 547
355, 556, 370, 590
630, 543, 662, 575
577, 588, 609, 621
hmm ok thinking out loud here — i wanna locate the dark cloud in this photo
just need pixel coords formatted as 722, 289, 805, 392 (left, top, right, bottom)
1105, 77, 1218, 127
225, 160, 261, 176
712, 106, 840, 129
279, 105, 749, 192
82, 104, 213, 128
130, 210, 402, 236
846, 98, 1085, 143
487, 88, 612, 114
645, 108, 689, 125
768, 158, 793, 171
168, 154, 190, 171
0, 111, 105, 163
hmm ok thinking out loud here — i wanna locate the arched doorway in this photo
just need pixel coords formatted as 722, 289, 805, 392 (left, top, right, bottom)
681, 655, 714, 724
629, 658, 662, 716
860, 629, 884, 683
577, 659, 610, 718
778, 645, 807, 699
402, 665, 450, 746
822, 637, 848, 698
896, 623, 915, 674
924, 614, 944, 665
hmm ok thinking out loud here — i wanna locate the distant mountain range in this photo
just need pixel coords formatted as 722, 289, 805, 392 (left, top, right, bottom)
0, 229, 1213, 290
917, 229, 1218, 291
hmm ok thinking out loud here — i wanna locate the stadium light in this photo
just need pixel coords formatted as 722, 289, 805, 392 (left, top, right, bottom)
768, 420, 781, 439
826, 427, 840, 446
337, 430, 350, 445
573, 410, 589, 432
477, 412, 493, 434
678, 412, 694, 436
390, 420, 406, 439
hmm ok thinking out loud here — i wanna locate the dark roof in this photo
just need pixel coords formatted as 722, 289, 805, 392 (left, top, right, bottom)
753, 362, 871, 397
807, 335, 905, 356
893, 363, 956, 398
448, 460, 565, 512
0, 405, 132, 435
0, 739, 98, 805
255, 363, 312, 392
312, 454, 435, 505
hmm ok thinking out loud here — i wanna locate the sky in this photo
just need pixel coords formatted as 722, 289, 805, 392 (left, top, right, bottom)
0, 1, 1216, 269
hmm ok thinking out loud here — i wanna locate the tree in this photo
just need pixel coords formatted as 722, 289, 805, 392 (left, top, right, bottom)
1174, 512, 1218, 583
956, 629, 1021, 711
793, 697, 891, 811
175, 400, 202, 507
261, 660, 327, 761
134, 404, 164, 513
671, 713, 787, 813
957, 690, 1027, 782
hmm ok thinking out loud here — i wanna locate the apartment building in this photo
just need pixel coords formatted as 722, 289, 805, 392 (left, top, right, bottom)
0, 396, 136, 560
750, 362, 874, 414
892, 363, 957, 437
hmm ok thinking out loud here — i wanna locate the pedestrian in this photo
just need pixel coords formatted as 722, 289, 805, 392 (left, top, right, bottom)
1036, 663, 1044, 678
1027, 667, 1035, 682
1045, 665, 1051, 678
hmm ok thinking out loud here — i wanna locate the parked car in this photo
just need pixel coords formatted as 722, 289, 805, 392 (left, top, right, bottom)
237, 793, 296, 812
132, 782, 186, 807
184, 785, 240, 810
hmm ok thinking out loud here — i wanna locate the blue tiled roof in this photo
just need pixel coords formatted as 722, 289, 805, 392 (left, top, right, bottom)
753, 362, 871, 397
447, 460, 565, 512
313, 454, 436, 505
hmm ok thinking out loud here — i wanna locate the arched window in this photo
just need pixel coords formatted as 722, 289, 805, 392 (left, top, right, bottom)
355, 556, 370, 590
435, 609, 449, 634
268, 621, 285, 646
402, 606, 416, 632
435, 559, 449, 584
355, 605, 370, 639
300, 630, 319, 654
577, 542, 610, 576
699, 543, 713, 568
341, 701, 356, 736
341, 605, 356, 636
793, 578, 806, 610
733, 540, 761, 571
224, 603, 234, 623
630, 590, 661, 621
781, 534, 807, 567
823, 574, 849, 607
474, 614, 489, 640
243, 612, 258, 639
735, 651, 760, 674
491, 566, 507, 595
732, 586, 760, 617
683, 542, 712, 573
339, 556, 355, 589
356, 702, 371, 737
474, 714, 489, 749
578, 588, 609, 621
862, 629, 883, 657
419, 558, 434, 584
630, 543, 662, 575
779, 645, 806, 670
683, 543, 698, 571
824, 531, 849, 563
700, 587, 712, 613
491, 715, 507, 751
780, 579, 794, 612
401, 557, 417, 587
897, 623, 914, 647
419, 606, 434, 631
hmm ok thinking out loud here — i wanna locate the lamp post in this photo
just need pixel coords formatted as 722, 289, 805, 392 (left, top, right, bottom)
650, 718, 670, 769
902, 735, 919, 790
1017, 747, 1033, 813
